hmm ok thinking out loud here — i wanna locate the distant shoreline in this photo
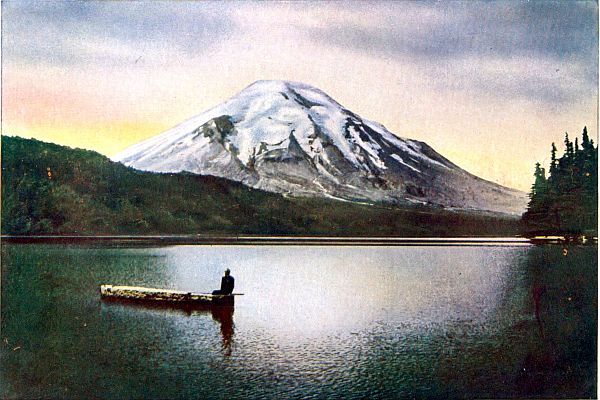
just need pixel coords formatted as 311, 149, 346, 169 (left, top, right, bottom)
1, 235, 539, 246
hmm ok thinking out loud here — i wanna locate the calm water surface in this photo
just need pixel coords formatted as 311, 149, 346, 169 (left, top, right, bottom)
1, 243, 596, 399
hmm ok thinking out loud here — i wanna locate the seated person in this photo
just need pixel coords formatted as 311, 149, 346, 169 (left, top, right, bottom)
212, 269, 234, 295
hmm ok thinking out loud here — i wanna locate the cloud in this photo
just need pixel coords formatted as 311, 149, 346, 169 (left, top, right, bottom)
421, 54, 594, 111
2, 1, 237, 67
308, 1, 598, 107
310, 1, 597, 60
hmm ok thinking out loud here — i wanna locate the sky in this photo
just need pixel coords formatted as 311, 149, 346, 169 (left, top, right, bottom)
2, 0, 598, 191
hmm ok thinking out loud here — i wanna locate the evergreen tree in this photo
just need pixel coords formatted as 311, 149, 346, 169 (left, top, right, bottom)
547, 141, 559, 207
582, 126, 591, 150
565, 133, 574, 159
523, 162, 549, 230
549, 142, 558, 177
530, 162, 547, 199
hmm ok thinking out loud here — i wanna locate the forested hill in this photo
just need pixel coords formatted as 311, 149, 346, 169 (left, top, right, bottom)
1, 136, 520, 236
522, 127, 598, 237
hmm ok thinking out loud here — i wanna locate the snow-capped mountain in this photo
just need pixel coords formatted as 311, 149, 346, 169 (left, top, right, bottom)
113, 80, 527, 214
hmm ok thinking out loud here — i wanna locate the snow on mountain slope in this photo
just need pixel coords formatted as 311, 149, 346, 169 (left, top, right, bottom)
113, 80, 527, 214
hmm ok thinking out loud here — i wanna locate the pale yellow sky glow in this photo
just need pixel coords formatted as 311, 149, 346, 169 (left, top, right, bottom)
2, 1, 598, 191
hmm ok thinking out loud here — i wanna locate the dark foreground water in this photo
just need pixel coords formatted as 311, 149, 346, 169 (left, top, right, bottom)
1, 242, 596, 399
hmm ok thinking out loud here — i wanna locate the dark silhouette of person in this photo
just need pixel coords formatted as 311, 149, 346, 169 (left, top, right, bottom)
212, 269, 234, 295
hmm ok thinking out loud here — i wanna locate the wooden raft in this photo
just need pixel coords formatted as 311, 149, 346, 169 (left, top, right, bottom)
100, 284, 235, 305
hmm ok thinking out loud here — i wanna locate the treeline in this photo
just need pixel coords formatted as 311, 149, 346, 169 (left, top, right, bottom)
522, 127, 597, 236
1, 136, 521, 237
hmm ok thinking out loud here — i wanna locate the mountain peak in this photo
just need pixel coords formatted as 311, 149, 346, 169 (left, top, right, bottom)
230, 79, 344, 111
243, 79, 319, 93
243, 79, 293, 91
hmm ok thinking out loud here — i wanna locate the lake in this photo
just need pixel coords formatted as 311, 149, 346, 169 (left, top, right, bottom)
1, 242, 596, 399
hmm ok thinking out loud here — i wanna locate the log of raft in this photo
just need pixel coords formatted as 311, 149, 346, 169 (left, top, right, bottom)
100, 284, 238, 305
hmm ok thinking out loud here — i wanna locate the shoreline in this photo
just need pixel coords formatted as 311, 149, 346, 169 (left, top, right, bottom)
1, 235, 539, 246
2, 235, 595, 246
